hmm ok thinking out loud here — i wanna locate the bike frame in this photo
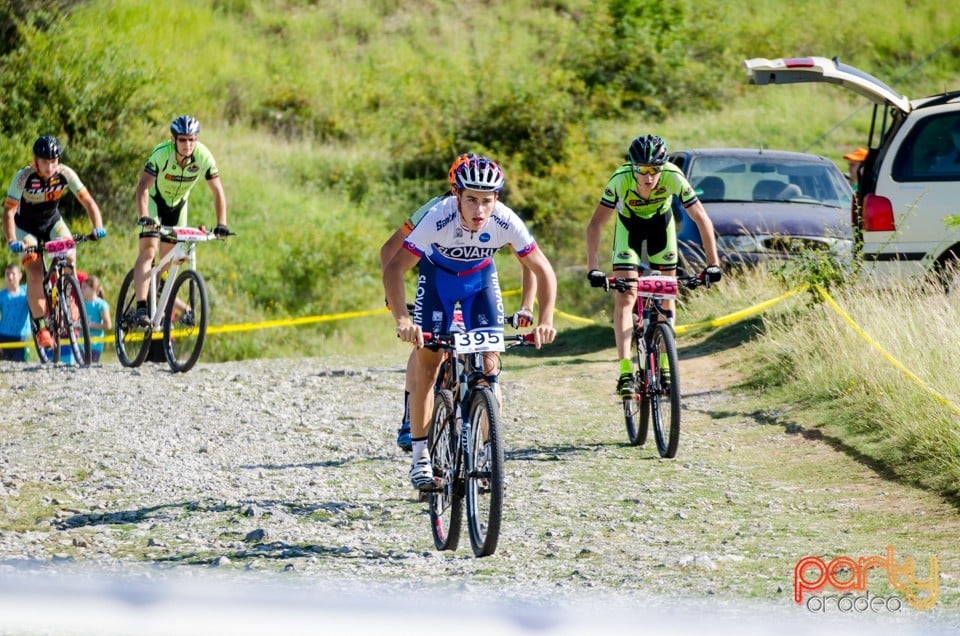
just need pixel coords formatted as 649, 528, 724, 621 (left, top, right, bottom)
28, 235, 91, 365
431, 341, 499, 482
143, 233, 201, 330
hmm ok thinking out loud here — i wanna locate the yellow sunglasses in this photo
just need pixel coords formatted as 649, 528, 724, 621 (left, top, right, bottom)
633, 165, 662, 176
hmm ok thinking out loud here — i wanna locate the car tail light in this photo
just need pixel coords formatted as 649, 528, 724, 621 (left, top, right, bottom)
862, 193, 896, 232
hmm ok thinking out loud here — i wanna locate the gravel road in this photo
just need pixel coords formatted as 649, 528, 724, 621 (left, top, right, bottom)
1, 348, 958, 634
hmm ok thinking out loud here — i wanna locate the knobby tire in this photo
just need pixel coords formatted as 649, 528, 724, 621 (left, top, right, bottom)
428, 388, 462, 551
625, 324, 646, 446
465, 387, 504, 557
114, 268, 151, 367
648, 323, 681, 458
59, 273, 92, 366
163, 269, 208, 373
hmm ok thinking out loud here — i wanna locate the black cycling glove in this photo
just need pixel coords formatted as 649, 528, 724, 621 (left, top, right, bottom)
587, 269, 608, 289
702, 265, 722, 283
213, 224, 231, 237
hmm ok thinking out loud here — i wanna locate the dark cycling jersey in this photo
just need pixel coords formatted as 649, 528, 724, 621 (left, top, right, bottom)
6, 163, 87, 236
143, 140, 219, 207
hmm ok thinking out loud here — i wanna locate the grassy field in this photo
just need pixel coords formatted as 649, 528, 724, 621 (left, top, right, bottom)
3, 1, 960, 505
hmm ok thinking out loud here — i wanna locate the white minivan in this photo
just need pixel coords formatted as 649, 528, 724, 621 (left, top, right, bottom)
743, 56, 960, 286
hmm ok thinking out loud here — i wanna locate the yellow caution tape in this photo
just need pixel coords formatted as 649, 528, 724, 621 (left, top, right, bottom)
813, 284, 960, 416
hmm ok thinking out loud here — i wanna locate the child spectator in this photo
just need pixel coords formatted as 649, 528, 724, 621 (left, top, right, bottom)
0, 262, 31, 361
81, 274, 111, 363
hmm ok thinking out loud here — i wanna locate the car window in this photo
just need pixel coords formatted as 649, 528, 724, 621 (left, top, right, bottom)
688, 156, 851, 207
892, 113, 960, 182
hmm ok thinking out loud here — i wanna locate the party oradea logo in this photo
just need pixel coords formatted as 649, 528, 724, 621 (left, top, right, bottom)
794, 545, 938, 612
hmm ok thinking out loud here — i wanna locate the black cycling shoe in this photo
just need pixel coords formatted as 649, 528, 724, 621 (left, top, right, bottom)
135, 307, 151, 328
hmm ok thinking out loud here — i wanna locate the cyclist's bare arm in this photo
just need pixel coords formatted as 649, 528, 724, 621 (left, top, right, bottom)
517, 247, 557, 348
207, 175, 227, 226
585, 203, 615, 272
2, 199, 17, 242
135, 172, 156, 222
379, 226, 407, 273
382, 248, 422, 346
683, 199, 721, 267
75, 189, 103, 231
516, 247, 537, 313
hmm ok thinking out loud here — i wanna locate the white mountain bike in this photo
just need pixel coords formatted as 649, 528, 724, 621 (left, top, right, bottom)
114, 225, 230, 372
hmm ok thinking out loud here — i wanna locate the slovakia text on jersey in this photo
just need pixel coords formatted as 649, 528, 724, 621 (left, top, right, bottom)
402, 196, 537, 275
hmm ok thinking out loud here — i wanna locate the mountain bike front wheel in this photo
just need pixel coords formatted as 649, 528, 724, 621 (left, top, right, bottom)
163, 269, 208, 373
58, 273, 91, 367
428, 388, 462, 551
114, 268, 151, 368
465, 387, 504, 557
640, 323, 681, 458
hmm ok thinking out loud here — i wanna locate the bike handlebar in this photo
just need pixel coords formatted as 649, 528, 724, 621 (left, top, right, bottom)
606, 273, 709, 293
23, 232, 97, 254
156, 225, 235, 242
422, 332, 537, 349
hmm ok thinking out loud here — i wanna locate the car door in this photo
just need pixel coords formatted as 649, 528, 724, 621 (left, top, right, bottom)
742, 57, 960, 278
743, 56, 911, 113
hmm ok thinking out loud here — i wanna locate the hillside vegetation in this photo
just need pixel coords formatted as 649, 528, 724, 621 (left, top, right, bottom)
2, 1, 959, 351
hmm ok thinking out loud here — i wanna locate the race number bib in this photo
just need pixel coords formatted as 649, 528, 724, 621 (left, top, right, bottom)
173, 227, 208, 242
454, 329, 505, 354
636, 276, 678, 299
45, 238, 76, 258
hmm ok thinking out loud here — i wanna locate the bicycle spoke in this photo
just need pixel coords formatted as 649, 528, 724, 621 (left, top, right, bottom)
626, 327, 647, 446
651, 323, 681, 458
59, 274, 91, 366
428, 389, 462, 551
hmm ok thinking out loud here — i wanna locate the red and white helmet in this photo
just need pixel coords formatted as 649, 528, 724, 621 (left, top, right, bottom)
454, 156, 505, 192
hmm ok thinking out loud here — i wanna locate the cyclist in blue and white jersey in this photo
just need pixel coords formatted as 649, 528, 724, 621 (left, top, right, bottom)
382, 156, 556, 490
379, 153, 536, 453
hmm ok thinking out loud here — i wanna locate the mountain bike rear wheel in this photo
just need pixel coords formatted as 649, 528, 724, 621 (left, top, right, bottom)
163, 269, 208, 373
114, 268, 151, 368
58, 273, 91, 367
428, 388, 462, 551
465, 387, 504, 557
641, 323, 681, 458
625, 326, 646, 446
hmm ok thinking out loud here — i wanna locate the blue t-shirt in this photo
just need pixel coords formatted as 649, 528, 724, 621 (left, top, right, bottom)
0, 284, 30, 338
84, 296, 111, 353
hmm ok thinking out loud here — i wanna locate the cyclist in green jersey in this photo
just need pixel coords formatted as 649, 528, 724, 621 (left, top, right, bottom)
132, 115, 229, 326
586, 134, 721, 397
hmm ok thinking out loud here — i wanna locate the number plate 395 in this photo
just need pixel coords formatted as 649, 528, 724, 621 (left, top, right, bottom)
454, 330, 505, 354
